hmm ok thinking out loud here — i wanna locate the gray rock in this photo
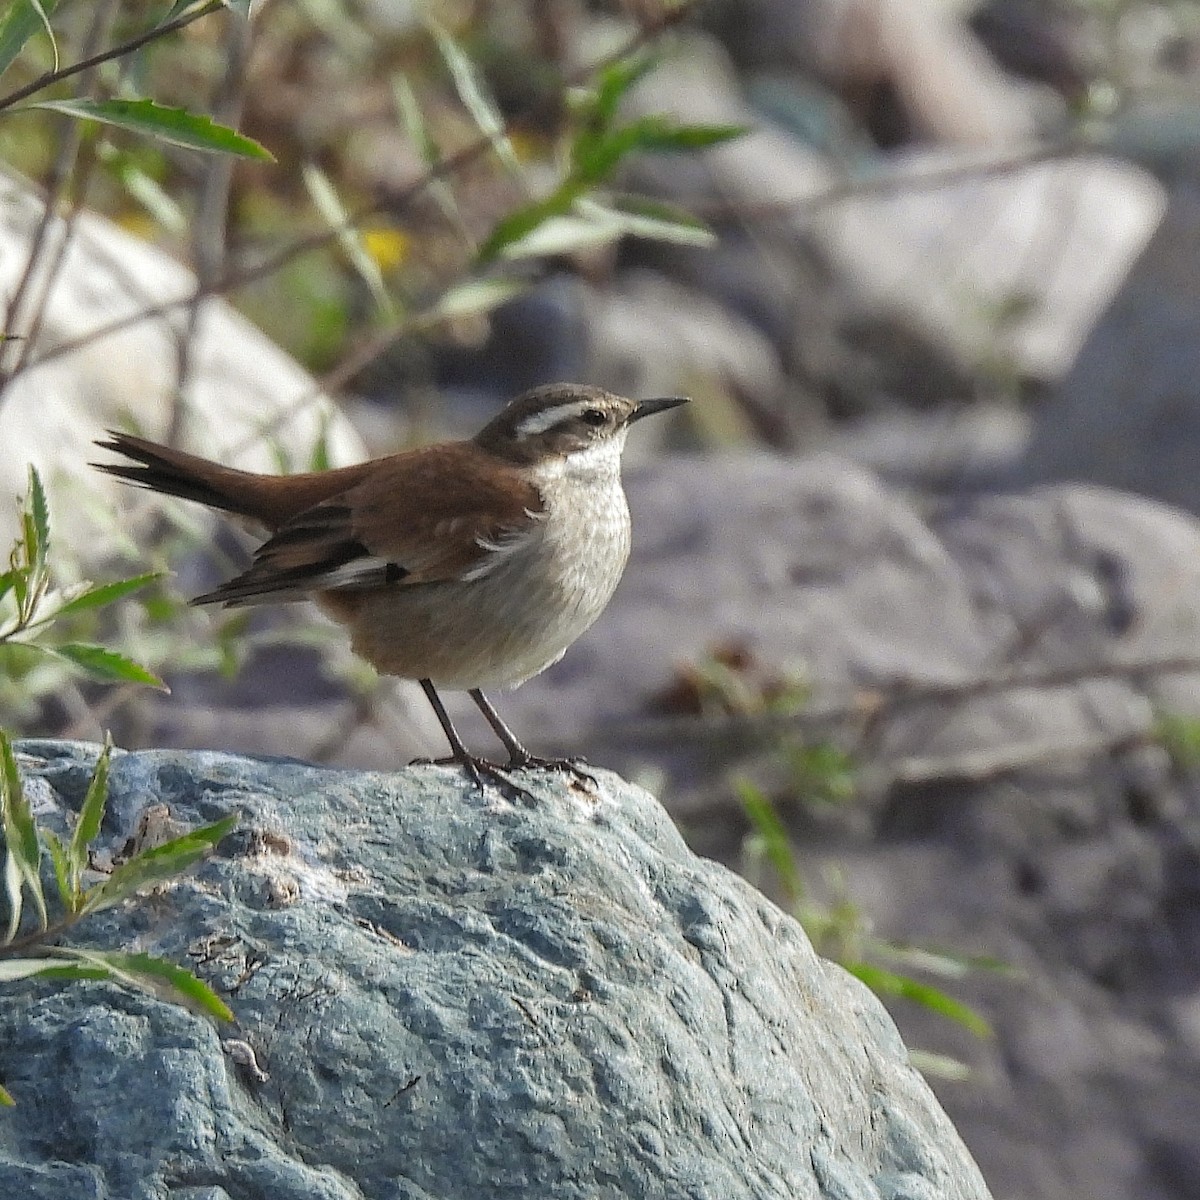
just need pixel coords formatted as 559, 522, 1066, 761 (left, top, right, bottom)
623, 32, 1165, 392
1020, 184, 1200, 512
0, 741, 991, 1200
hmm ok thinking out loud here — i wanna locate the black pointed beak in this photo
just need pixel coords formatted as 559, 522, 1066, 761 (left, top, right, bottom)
629, 396, 689, 424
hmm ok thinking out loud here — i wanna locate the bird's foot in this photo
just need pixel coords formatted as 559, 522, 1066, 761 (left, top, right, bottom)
410, 753, 538, 803
505, 753, 600, 794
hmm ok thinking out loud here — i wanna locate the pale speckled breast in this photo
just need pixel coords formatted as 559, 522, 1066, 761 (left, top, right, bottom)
321, 464, 632, 690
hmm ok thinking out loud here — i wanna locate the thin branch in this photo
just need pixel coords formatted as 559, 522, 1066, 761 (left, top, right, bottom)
0, 911, 85, 958
0, 0, 224, 115
593, 651, 1200, 750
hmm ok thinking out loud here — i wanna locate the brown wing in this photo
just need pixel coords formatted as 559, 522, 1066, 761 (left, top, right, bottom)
191, 443, 545, 607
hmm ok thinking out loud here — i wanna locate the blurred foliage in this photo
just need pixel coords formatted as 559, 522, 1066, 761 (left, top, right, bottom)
673, 643, 1005, 1075
0, 0, 730, 380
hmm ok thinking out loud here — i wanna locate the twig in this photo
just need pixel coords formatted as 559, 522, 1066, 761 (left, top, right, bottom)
0, 0, 224, 115
595, 651, 1200, 751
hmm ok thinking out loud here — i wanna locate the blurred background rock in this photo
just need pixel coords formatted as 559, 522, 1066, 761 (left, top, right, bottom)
4, 1, 1200, 1198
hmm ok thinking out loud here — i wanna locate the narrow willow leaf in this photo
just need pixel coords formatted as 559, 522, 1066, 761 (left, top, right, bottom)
419, 278, 526, 325
0, 0, 61, 81
25, 0, 56, 71
392, 74, 439, 168
27, 465, 48, 574
159, 0, 212, 22
0, 957, 92, 981
51, 572, 163, 619
83, 814, 237, 913
301, 163, 396, 320
870, 940, 1017, 979
608, 193, 710, 231
3, 851, 23, 944
590, 51, 659, 130
49, 643, 167, 690
66, 949, 233, 1021
43, 828, 71, 910
96, 142, 187, 232
475, 185, 578, 264
734, 778, 804, 906
575, 197, 715, 249
432, 25, 522, 179
392, 75, 466, 238
622, 118, 746, 153
26, 98, 275, 160
0, 731, 46, 932
846, 962, 992, 1038
490, 212, 612, 260
69, 737, 111, 900
907, 1050, 974, 1082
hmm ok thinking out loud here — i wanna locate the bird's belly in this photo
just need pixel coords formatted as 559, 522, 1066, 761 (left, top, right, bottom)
321, 506, 630, 690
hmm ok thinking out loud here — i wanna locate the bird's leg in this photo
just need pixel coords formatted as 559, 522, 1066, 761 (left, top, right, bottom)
468, 689, 598, 791
415, 679, 536, 802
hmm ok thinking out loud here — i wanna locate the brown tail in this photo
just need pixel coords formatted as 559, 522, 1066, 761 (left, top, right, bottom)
92, 432, 373, 530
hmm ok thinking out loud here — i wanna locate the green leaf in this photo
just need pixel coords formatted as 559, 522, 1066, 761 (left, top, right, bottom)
69, 737, 111, 902
573, 118, 744, 188
589, 51, 659, 130
846, 962, 993, 1038
26, 465, 48, 574
2, 850, 22, 945
96, 143, 187, 234
392, 74, 467, 238
159, 0, 211, 22
392, 74, 440, 168
578, 197, 715, 250
432, 25, 522, 179
868, 941, 1016, 981
0, 0, 60, 82
83, 813, 236, 914
1, 731, 46, 936
64, 949, 234, 1021
43, 828, 71, 910
0, 1082, 13, 1106
907, 1049, 974, 1082
48, 643, 167, 690
419, 277, 527, 325
24, 0, 55, 71
25, 98, 275, 160
475, 184, 579, 264
734, 778, 803, 906
620, 117, 746, 153
50, 572, 163, 620
301, 163, 396, 321
0, 956, 87, 981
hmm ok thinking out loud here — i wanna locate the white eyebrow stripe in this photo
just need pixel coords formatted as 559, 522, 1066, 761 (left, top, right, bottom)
515, 400, 596, 438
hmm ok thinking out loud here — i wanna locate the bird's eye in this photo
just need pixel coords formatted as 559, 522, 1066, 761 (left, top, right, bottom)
580, 409, 607, 427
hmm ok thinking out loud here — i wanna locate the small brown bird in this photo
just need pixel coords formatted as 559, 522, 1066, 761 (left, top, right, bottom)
94, 383, 687, 795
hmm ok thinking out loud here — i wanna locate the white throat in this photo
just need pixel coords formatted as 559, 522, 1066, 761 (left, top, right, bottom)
531, 431, 628, 484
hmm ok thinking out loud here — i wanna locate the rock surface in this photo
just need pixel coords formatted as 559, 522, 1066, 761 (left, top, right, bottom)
1020, 183, 1200, 513
0, 741, 991, 1200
